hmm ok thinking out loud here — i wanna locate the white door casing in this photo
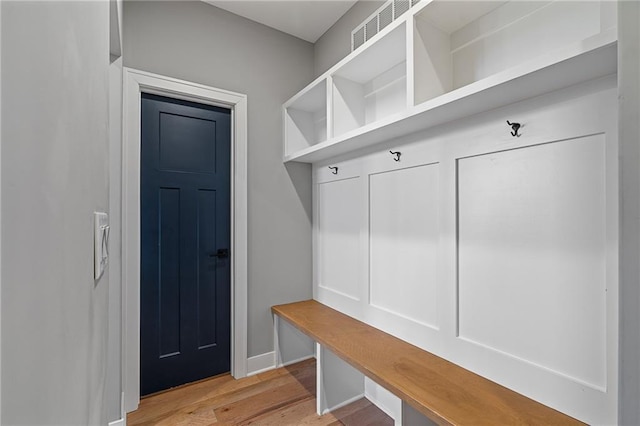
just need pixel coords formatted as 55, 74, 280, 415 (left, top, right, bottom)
122, 68, 248, 412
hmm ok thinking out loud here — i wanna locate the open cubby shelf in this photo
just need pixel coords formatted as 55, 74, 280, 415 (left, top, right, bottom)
283, 0, 618, 163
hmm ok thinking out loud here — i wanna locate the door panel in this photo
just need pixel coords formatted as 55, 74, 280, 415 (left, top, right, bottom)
141, 93, 231, 396
159, 112, 217, 173
197, 189, 218, 349
158, 187, 181, 358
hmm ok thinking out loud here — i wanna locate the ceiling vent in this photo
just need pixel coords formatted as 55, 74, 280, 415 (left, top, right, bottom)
351, 0, 420, 52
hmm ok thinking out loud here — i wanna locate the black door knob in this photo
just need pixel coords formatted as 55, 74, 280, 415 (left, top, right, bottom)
209, 248, 229, 258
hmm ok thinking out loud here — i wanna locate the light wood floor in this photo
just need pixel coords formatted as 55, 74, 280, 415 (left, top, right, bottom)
127, 358, 393, 425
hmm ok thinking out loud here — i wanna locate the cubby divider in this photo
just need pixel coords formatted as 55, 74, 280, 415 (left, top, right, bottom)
284, 79, 328, 157
332, 22, 408, 139
283, 0, 618, 164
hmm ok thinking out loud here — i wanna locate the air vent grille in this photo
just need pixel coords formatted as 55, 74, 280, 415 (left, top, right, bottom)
352, 26, 365, 51
351, 0, 419, 52
365, 15, 379, 41
393, 0, 411, 19
378, 3, 394, 31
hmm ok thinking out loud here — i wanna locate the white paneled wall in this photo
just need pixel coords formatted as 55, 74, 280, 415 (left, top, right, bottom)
317, 176, 363, 303
369, 164, 439, 329
312, 76, 618, 424
457, 135, 607, 390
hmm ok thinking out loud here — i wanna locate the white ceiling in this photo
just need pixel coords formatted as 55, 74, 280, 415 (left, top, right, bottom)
203, 1, 358, 43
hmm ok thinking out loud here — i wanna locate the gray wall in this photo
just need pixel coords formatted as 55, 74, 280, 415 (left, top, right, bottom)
313, 0, 385, 77
106, 56, 123, 422
123, 1, 314, 358
618, 1, 640, 424
1, 1, 110, 424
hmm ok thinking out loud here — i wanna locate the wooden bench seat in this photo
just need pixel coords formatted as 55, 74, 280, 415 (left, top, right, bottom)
272, 300, 583, 426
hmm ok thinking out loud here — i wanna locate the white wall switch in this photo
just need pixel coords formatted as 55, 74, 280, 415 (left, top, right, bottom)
94, 212, 109, 280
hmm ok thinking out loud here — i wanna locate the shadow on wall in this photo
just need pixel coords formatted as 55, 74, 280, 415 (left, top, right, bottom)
285, 162, 313, 222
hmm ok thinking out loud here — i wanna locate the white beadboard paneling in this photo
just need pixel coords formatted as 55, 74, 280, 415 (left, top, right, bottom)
457, 135, 607, 390
369, 164, 439, 328
317, 177, 363, 301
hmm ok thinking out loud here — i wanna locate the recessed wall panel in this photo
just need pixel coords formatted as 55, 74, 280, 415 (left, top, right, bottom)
159, 112, 216, 173
318, 177, 362, 300
197, 189, 217, 349
369, 164, 439, 327
159, 187, 181, 357
457, 135, 607, 389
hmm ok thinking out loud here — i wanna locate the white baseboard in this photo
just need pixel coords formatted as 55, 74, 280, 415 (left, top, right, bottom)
279, 354, 315, 368
108, 392, 127, 426
108, 417, 126, 426
247, 351, 277, 376
322, 393, 365, 415
247, 351, 316, 376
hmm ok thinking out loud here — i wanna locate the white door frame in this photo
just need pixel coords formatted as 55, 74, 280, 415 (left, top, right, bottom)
122, 67, 248, 412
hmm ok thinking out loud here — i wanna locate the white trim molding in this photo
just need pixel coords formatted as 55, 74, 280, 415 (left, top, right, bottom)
0, 2, 3, 421
107, 392, 127, 426
122, 68, 248, 413
247, 351, 276, 376
247, 351, 316, 377
108, 417, 126, 426
618, 1, 640, 423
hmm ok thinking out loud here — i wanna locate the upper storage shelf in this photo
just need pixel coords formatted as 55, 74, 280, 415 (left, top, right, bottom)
284, 79, 328, 155
283, 0, 618, 163
332, 23, 407, 139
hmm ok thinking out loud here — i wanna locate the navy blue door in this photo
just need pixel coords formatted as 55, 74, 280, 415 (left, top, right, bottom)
140, 93, 231, 395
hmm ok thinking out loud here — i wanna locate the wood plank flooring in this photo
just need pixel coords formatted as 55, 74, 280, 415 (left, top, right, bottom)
127, 358, 393, 425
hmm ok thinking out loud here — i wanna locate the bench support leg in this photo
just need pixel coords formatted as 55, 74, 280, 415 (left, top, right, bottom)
316, 342, 364, 416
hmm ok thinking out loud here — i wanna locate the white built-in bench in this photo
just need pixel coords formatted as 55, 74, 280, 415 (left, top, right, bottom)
272, 300, 583, 426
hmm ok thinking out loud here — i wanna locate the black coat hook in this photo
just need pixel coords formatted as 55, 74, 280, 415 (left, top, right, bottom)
507, 120, 521, 137
328, 166, 338, 175
390, 151, 401, 162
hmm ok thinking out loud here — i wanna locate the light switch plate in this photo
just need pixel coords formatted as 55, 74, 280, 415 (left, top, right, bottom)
94, 212, 109, 280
